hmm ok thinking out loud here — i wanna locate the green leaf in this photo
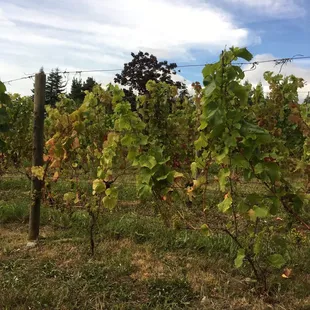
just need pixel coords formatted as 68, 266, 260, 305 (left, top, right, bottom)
127, 148, 139, 161
139, 167, 153, 184
138, 155, 157, 170
218, 168, 230, 192
229, 82, 248, 105
234, 249, 245, 268
254, 232, 263, 255
218, 195, 232, 213
97, 169, 105, 179
92, 179, 106, 194
195, 134, 208, 150
63, 192, 76, 203
200, 224, 210, 236
224, 135, 237, 148
210, 124, 225, 138
202, 63, 216, 78
0, 81, 6, 93
237, 201, 250, 213
291, 194, 303, 213
156, 169, 172, 181
253, 206, 269, 218
215, 147, 229, 164
139, 135, 148, 145
233, 47, 253, 61
204, 81, 216, 97
254, 163, 264, 174
241, 120, 267, 135
264, 162, 281, 183
191, 162, 197, 178
102, 195, 117, 210
205, 102, 222, 127
198, 118, 208, 130
270, 197, 280, 215
268, 254, 286, 268
121, 134, 134, 146
231, 65, 245, 80
138, 184, 152, 199
173, 171, 184, 179
118, 117, 131, 130
232, 154, 249, 169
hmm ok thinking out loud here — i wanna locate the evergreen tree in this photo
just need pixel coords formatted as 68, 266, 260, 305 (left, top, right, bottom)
70, 77, 84, 103
45, 68, 66, 107
82, 77, 97, 93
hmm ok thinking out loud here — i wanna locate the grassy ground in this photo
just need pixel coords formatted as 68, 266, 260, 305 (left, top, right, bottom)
1, 175, 310, 309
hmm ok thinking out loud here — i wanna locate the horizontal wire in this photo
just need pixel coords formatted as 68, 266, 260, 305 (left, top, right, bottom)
2, 56, 310, 85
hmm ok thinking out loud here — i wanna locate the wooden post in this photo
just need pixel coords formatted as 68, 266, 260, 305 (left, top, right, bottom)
28, 71, 46, 242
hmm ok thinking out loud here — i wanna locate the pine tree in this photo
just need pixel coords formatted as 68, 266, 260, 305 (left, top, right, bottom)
82, 77, 97, 93
45, 68, 66, 107
70, 77, 84, 103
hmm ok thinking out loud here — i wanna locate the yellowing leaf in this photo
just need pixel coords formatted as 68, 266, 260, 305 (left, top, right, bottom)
186, 186, 195, 202
52, 171, 60, 182
46, 138, 55, 147
92, 179, 106, 195
63, 149, 68, 160
187, 186, 194, 193
218, 168, 230, 192
281, 268, 292, 279
102, 193, 118, 210
193, 176, 207, 189
248, 209, 256, 222
31, 166, 44, 180
63, 192, 76, 204
201, 224, 210, 236
72, 137, 80, 150
218, 195, 232, 213
50, 159, 61, 169
43, 154, 50, 162
74, 193, 80, 204
173, 171, 184, 180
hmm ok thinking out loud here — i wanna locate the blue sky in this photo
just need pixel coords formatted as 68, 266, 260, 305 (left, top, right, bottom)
0, 0, 309, 99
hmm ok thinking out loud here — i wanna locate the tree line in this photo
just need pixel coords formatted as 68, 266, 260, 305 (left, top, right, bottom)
35, 51, 188, 109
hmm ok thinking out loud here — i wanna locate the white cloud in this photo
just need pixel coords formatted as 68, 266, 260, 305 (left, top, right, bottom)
0, 0, 258, 95
244, 54, 310, 102
1, 1, 256, 53
225, 0, 305, 18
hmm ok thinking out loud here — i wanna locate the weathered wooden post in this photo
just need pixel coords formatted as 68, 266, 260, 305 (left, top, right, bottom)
28, 71, 46, 243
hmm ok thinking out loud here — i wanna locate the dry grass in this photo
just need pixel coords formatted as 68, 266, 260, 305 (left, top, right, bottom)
1, 223, 310, 309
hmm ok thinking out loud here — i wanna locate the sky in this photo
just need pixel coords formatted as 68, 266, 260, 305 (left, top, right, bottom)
0, 0, 309, 100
